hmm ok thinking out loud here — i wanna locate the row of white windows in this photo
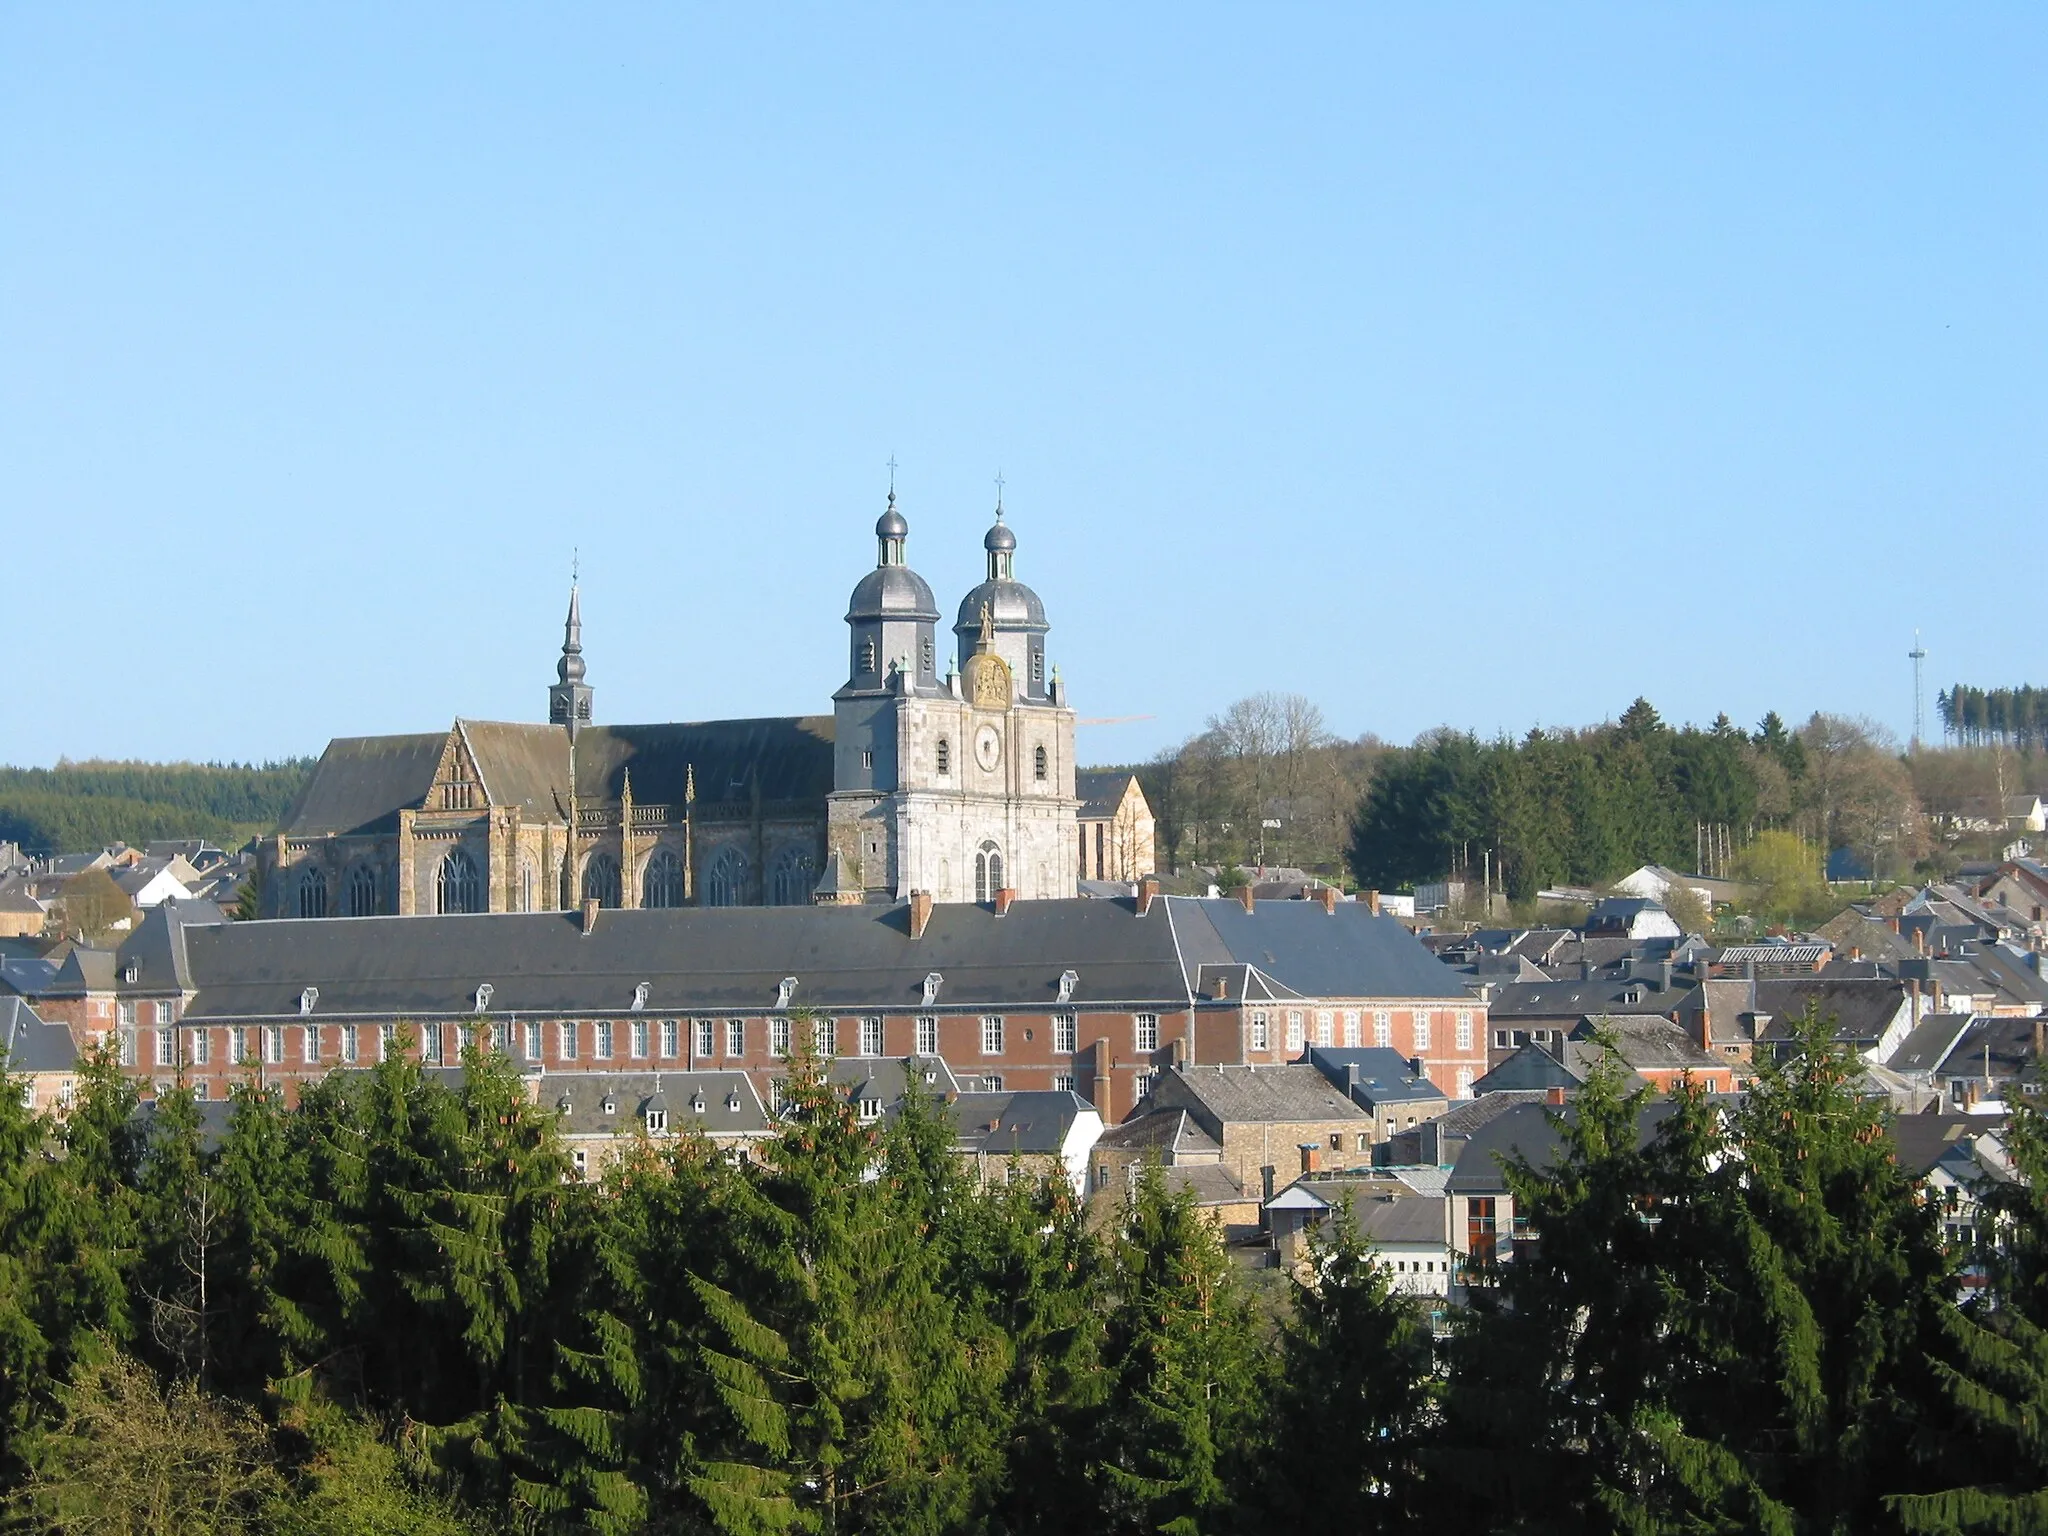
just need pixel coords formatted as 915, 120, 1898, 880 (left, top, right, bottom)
128, 1011, 1161, 1068
1248, 1008, 1476, 1053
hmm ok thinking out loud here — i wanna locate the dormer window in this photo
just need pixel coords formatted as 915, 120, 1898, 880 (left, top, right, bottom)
726, 1093, 741, 1112
646, 1108, 668, 1134
859, 1097, 883, 1122
1057, 969, 1078, 1004
776, 977, 799, 1009
123, 963, 138, 984
922, 972, 943, 1006
602, 1096, 616, 1116
691, 1095, 706, 1114
474, 983, 493, 1013
556, 1096, 572, 1115
299, 987, 319, 1017
631, 982, 650, 1012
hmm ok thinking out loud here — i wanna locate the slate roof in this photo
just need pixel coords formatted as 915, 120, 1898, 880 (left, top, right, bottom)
1486, 973, 1691, 1020
1751, 979, 1908, 1044
1164, 1163, 1250, 1207
1094, 1108, 1224, 1158
1151, 1062, 1370, 1125
0, 997, 76, 1074
1076, 771, 1140, 819
1448, 1098, 1683, 1194
1581, 1014, 1726, 1072
1884, 1014, 1978, 1075
831, 1055, 964, 1104
1886, 1109, 2008, 1177
539, 1070, 768, 1137
284, 716, 837, 836
949, 1090, 1092, 1156
166, 899, 1194, 1020
1302, 1046, 1447, 1107
1165, 897, 1469, 1001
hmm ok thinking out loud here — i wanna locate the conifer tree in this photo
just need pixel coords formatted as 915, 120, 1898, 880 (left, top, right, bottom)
1261, 1197, 1434, 1532
1889, 1096, 2048, 1532
1088, 1160, 1267, 1536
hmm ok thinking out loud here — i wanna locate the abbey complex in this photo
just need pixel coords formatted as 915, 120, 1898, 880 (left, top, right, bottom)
260, 496, 1083, 917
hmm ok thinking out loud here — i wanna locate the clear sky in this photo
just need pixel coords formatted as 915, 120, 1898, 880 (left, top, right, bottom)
2, 6, 2041, 769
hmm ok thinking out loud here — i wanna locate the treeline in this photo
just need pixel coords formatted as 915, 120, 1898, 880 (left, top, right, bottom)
1123, 692, 1387, 876
0, 758, 314, 855
1939, 683, 2048, 749
3, 1015, 2044, 1533
1347, 701, 1923, 898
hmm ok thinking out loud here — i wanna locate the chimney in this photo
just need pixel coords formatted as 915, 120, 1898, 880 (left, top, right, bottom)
1690, 998, 1712, 1052
1409, 1056, 1425, 1078
581, 898, 600, 935
1261, 1165, 1276, 1202
1909, 976, 1922, 1024
1136, 877, 1160, 916
2033, 1018, 2045, 1060
1213, 971, 1230, 1001
1364, 888, 1381, 916
1345, 1062, 1362, 1098
1849, 946, 1862, 962
1169, 1037, 1188, 1068
909, 889, 934, 939
1299, 1142, 1320, 1175
1546, 1086, 1567, 1107
1915, 926, 1926, 956
1659, 959, 1673, 992
994, 887, 1017, 916
1317, 885, 1339, 914
1233, 886, 1255, 914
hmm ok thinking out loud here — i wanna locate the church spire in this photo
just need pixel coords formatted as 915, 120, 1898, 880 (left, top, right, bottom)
548, 581, 594, 739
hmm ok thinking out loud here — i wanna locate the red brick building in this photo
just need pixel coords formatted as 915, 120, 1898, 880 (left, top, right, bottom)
32, 886, 1487, 1116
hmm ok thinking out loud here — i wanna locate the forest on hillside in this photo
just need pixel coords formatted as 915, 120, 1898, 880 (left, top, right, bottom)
3, 1016, 2048, 1533
1108, 692, 2048, 900
0, 760, 315, 855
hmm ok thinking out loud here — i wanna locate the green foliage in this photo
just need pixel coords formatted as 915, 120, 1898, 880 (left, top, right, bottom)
0, 758, 314, 856
1937, 684, 2048, 749
1347, 700, 1774, 898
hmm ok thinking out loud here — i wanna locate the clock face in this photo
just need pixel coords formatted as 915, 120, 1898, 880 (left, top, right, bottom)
974, 725, 1002, 772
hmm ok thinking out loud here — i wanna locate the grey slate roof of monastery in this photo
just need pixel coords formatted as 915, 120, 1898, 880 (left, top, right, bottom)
170, 899, 1195, 1020
539, 1070, 768, 1138
1486, 974, 1690, 1020
283, 716, 836, 836
1165, 897, 1469, 1001
948, 1090, 1091, 1156
1, 998, 75, 1074
1155, 1063, 1370, 1125
1075, 771, 1137, 819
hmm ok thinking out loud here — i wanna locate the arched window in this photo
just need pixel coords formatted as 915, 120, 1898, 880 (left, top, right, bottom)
936, 738, 950, 775
437, 849, 482, 915
769, 846, 817, 906
582, 853, 622, 909
705, 846, 748, 907
517, 858, 536, 913
344, 864, 377, 917
1033, 744, 1048, 781
1031, 647, 1044, 685
643, 848, 685, 909
975, 842, 1004, 903
298, 869, 328, 919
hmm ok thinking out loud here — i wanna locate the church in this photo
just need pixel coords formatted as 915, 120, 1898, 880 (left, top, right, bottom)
260, 494, 1083, 917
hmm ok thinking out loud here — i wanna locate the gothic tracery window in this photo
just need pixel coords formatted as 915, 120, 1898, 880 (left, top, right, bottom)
345, 863, 377, 917
974, 842, 1004, 903
705, 846, 748, 908
437, 849, 482, 915
643, 848, 685, 909
298, 869, 328, 919
582, 852, 622, 909
769, 846, 817, 906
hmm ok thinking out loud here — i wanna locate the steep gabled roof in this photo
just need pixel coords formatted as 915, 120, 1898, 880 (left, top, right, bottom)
1151, 1062, 1369, 1127
1166, 897, 1469, 1001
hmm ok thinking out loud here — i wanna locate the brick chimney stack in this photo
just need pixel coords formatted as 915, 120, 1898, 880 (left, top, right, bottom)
581, 898, 600, 934
1234, 886, 1255, 913
994, 888, 1017, 916
1136, 876, 1160, 916
909, 889, 934, 939
1317, 885, 1339, 913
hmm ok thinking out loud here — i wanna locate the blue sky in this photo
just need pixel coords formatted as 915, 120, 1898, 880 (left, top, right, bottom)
2, 7, 2041, 768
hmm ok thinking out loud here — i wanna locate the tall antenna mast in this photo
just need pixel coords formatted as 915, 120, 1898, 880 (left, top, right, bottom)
1908, 629, 1928, 750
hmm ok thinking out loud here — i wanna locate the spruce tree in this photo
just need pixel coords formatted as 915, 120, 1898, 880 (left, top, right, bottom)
1087, 1160, 1268, 1536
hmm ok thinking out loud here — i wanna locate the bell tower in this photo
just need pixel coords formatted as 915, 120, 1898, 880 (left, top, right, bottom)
547, 584, 594, 739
